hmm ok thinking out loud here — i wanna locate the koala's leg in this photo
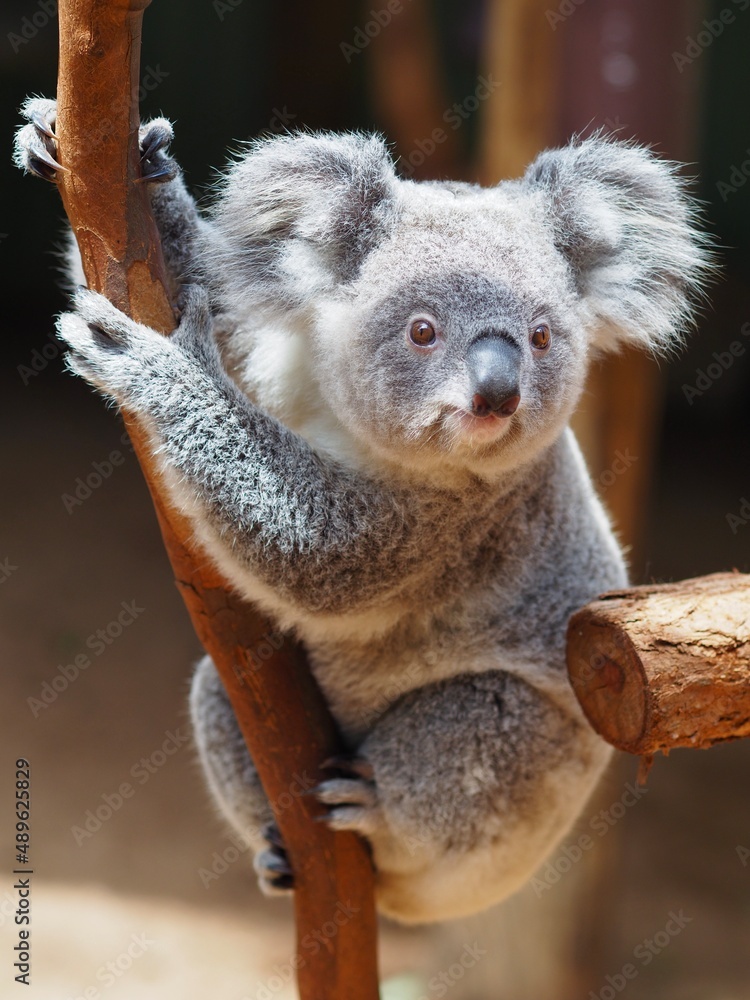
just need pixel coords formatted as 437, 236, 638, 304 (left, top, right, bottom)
316, 670, 611, 924
190, 656, 294, 894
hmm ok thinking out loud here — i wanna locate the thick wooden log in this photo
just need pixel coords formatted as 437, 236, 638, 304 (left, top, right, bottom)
567, 572, 750, 756
54, 2, 378, 997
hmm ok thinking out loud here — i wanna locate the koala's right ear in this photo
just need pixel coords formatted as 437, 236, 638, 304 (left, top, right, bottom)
205, 132, 399, 305
523, 134, 714, 354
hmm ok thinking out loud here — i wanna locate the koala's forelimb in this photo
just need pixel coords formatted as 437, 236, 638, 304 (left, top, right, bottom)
58, 286, 443, 616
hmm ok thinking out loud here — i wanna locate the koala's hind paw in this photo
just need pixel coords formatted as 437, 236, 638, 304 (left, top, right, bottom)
314, 754, 382, 836
14, 97, 177, 184
14, 98, 63, 182
254, 822, 295, 896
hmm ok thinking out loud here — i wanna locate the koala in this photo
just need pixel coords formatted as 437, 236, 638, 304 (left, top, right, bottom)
16, 98, 711, 924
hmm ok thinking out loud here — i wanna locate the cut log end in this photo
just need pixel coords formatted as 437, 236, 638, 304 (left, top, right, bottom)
567, 572, 750, 757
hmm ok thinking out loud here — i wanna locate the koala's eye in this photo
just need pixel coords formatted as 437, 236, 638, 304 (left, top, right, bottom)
409, 319, 437, 348
530, 323, 551, 352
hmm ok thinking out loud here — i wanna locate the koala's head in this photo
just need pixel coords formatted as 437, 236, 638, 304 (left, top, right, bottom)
207, 132, 712, 479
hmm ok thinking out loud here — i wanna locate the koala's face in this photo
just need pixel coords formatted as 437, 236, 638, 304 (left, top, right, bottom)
210, 131, 709, 478
313, 184, 589, 476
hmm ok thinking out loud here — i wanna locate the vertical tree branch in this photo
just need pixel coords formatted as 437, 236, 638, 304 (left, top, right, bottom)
54, 1, 378, 996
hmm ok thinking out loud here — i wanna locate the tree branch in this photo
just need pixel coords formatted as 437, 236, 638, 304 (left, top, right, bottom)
54, 1, 378, 995
567, 572, 750, 756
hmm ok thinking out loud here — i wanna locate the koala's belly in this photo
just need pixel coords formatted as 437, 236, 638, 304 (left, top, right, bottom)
300, 611, 574, 744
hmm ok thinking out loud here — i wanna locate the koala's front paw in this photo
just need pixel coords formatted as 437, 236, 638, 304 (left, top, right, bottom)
314, 754, 382, 837
14, 98, 63, 181
58, 285, 214, 405
57, 289, 174, 401
136, 118, 179, 183
14, 97, 178, 184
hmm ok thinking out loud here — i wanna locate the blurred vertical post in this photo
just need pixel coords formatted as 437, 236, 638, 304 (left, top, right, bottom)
551, 0, 701, 576
477, 2, 705, 996
53, 1, 379, 998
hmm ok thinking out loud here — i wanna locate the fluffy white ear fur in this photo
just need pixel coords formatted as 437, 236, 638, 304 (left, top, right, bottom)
524, 134, 715, 355
201, 132, 399, 313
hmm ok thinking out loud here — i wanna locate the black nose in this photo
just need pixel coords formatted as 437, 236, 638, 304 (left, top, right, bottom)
467, 336, 521, 417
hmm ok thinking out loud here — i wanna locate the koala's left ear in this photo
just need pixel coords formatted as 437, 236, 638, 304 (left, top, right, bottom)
523, 135, 714, 353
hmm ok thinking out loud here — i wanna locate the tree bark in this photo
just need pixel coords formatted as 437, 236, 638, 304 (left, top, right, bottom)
567, 572, 750, 756
54, 1, 378, 996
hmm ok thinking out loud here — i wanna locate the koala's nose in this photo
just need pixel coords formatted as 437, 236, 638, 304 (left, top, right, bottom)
467, 336, 521, 418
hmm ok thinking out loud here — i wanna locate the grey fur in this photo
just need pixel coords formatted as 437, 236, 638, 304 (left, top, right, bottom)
16, 102, 713, 922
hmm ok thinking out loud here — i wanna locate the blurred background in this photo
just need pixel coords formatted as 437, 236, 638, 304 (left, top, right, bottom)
1, 0, 749, 997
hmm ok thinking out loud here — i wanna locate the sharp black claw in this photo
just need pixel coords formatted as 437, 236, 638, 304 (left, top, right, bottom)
135, 165, 174, 184
320, 754, 375, 781
29, 147, 66, 180
30, 110, 56, 138
261, 821, 286, 850
264, 852, 293, 877
268, 873, 295, 891
139, 130, 166, 160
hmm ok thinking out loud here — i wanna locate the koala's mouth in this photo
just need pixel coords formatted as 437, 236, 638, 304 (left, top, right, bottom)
444, 407, 515, 445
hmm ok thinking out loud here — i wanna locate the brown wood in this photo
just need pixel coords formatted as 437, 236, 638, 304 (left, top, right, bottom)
477, 0, 560, 184
567, 572, 750, 756
367, 0, 463, 181
54, 1, 378, 996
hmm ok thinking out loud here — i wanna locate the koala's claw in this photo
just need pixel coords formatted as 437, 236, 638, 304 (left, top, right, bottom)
260, 820, 286, 851
313, 756, 381, 836
321, 754, 375, 781
15, 98, 177, 184
136, 118, 178, 184
15, 98, 64, 182
255, 822, 295, 895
